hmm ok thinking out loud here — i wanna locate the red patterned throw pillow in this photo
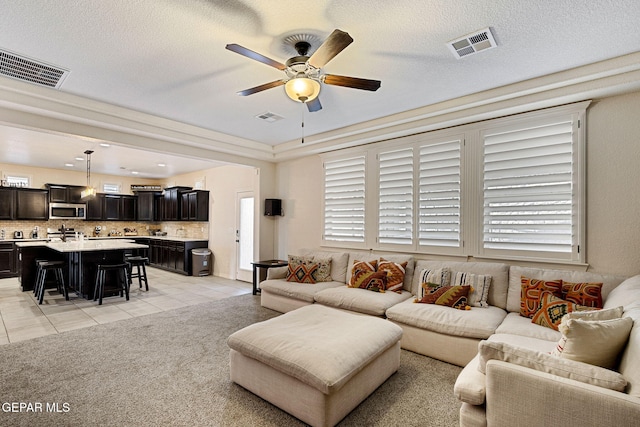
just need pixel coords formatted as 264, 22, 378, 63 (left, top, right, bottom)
377, 258, 408, 294
417, 285, 470, 310
351, 270, 387, 293
562, 281, 603, 308
348, 260, 378, 287
520, 277, 563, 318
531, 292, 594, 330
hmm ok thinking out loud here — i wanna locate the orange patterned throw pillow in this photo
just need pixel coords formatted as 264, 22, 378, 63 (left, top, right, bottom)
286, 255, 318, 284
418, 285, 471, 310
351, 270, 387, 293
562, 281, 603, 308
377, 258, 408, 294
531, 292, 594, 330
348, 260, 378, 287
520, 277, 563, 318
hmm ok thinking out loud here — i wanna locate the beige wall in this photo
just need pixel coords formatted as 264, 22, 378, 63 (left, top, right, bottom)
274, 90, 640, 277
167, 163, 276, 280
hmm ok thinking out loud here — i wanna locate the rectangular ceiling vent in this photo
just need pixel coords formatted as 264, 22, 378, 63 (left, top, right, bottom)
0, 48, 69, 89
255, 112, 284, 123
447, 27, 497, 59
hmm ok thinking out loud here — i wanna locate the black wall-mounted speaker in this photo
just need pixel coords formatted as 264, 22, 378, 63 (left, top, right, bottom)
264, 198, 282, 216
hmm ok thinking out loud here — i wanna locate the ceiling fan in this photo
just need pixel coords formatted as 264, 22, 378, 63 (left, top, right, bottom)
225, 29, 381, 112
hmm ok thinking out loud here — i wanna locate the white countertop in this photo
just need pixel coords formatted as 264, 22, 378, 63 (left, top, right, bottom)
16, 240, 148, 252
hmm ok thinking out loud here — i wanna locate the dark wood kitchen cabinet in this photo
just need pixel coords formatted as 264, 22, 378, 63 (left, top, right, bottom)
104, 194, 121, 220
136, 192, 161, 221
162, 186, 191, 221
47, 184, 84, 203
0, 242, 17, 278
16, 188, 48, 220
86, 194, 105, 220
0, 188, 16, 220
121, 195, 136, 221
180, 190, 209, 221
147, 238, 208, 275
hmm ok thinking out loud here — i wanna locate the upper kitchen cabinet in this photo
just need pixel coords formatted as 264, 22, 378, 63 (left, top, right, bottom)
16, 188, 48, 220
162, 187, 191, 221
46, 184, 84, 203
137, 192, 161, 222
85, 194, 105, 221
0, 188, 16, 220
180, 190, 209, 221
104, 194, 136, 221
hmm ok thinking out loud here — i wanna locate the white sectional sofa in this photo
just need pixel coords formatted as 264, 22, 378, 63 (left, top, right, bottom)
259, 249, 640, 426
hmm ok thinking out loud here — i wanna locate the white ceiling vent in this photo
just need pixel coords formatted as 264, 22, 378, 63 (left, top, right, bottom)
0, 48, 69, 88
255, 112, 284, 123
447, 27, 497, 59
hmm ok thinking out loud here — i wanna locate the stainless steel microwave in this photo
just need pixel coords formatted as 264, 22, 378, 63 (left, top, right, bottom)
49, 203, 86, 220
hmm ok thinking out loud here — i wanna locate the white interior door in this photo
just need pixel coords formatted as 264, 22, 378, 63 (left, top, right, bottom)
236, 192, 254, 282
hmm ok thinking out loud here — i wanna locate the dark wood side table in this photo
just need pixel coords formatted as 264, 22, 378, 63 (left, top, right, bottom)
251, 259, 288, 295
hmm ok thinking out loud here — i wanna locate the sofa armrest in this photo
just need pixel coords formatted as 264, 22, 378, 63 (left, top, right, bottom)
266, 266, 288, 280
485, 360, 640, 427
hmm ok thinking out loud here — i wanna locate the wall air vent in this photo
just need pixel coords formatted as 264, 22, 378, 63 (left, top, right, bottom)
447, 27, 497, 59
255, 112, 284, 123
0, 48, 69, 88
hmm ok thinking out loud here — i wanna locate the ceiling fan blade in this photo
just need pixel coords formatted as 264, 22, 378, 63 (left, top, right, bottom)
306, 98, 322, 112
323, 74, 381, 91
237, 80, 285, 96
225, 44, 286, 70
308, 29, 354, 68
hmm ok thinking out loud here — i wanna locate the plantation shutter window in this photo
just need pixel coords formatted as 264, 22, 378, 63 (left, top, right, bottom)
483, 119, 575, 255
378, 148, 414, 245
418, 140, 462, 248
323, 156, 366, 243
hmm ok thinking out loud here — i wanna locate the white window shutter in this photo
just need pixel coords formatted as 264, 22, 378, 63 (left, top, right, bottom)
418, 140, 462, 248
378, 148, 414, 245
323, 156, 366, 243
483, 120, 574, 254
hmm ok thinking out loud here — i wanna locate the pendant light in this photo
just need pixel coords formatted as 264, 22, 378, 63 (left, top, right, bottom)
80, 149, 96, 200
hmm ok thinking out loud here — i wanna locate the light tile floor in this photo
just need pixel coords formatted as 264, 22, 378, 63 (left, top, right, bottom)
0, 267, 252, 345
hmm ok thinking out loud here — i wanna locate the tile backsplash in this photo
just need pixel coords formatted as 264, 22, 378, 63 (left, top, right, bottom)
0, 219, 209, 240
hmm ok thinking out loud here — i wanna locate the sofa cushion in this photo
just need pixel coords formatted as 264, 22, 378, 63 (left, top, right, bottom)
454, 272, 492, 308
507, 266, 625, 314
562, 281, 603, 308
416, 267, 451, 299
477, 340, 628, 392
603, 274, 640, 310
260, 279, 345, 303
385, 298, 507, 339
413, 260, 510, 309
314, 286, 413, 316
618, 305, 640, 398
561, 305, 623, 321
520, 277, 563, 318
495, 312, 562, 342
553, 316, 633, 369
530, 292, 593, 330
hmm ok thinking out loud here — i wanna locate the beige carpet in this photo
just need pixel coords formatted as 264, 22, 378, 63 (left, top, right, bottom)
0, 294, 461, 426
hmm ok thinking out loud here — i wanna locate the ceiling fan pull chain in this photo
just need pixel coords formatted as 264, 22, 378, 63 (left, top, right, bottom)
301, 104, 305, 144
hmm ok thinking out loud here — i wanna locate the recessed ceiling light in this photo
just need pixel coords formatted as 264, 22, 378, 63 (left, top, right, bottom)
131, 171, 139, 175
157, 163, 166, 167
75, 157, 84, 161
65, 163, 74, 167
99, 143, 110, 147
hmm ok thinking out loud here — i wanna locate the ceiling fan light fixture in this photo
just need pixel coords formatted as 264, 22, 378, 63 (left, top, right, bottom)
285, 76, 320, 103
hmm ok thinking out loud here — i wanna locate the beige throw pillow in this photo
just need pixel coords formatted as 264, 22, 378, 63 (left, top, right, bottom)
553, 316, 633, 369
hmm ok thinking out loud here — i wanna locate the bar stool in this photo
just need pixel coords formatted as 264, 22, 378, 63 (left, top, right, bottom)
93, 263, 130, 305
34, 260, 67, 304
126, 256, 149, 291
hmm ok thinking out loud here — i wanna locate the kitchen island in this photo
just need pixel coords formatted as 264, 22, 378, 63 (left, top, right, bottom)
16, 240, 148, 299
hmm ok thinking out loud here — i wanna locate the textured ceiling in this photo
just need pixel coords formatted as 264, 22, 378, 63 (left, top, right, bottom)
1, 0, 640, 176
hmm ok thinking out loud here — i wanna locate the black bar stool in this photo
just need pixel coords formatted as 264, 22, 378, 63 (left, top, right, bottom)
34, 260, 67, 304
126, 256, 149, 291
93, 263, 130, 305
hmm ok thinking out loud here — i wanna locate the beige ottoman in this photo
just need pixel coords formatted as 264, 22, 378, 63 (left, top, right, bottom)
227, 304, 403, 427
